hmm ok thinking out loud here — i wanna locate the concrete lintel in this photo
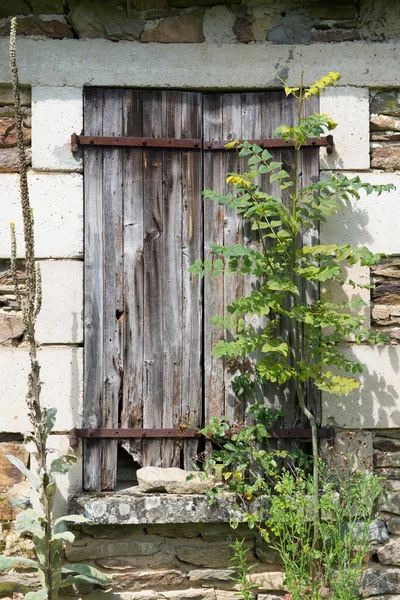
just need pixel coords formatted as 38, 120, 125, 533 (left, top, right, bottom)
1, 40, 400, 89
70, 491, 235, 525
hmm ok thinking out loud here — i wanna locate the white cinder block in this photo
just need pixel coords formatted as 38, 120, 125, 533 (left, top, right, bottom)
36, 260, 83, 344
32, 87, 83, 172
322, 345, 400, 429
29, 435, 82, 518
321, 171, 400, 255
320, 87, 370, 170
0, 172, 83, 259
0, 346, 83, 433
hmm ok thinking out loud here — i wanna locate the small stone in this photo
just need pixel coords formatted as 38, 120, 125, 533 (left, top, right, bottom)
65, 536, 163, 562
268, 13, 312, 44
0, 16, 73, 39
355, 520, 390, 544
175, 543, 232, 568
146, 523, 202, 538
163, 589, 216, 600
375, 438, 400, 452
375, 452, 400, 468
131, 0, 168, 8
0, 86, 31, 107
371, 91, 400, 116
136, 467, 215, 494
203, 6, 235, 44
0, 119, 31, 148
247, 571, 285, 591
0, 573, 37, 595
0, 0, 30, 18
67, 0, 144, 41
374, 541, 400, 567
96, 552, 176, 570
379, 492, 400, 515
372, 306, 391, 320
0, 315, 25, 344
371, 146, 400, 170
28, 0, 64, 14
111, 569, 186, 591
201, 523, 255, 543
188, 569, 234, 582
376, 467, 400, 480
141, 10, 204, 43
0, 442, 29, 489
255, 538, 283, 565
362, 567, 400, 597
0, 148, 31, 172
372, 131, 400, 142
169, 0, 240, 6
387, 517, 400, 535
371, 114, 400, 131
233, 9, 254, 43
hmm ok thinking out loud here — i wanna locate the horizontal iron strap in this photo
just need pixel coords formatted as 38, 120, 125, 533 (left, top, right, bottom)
203, 136, 333, 150
69, 427, 334, 447
71, 134, 202, 151
71, 134, 334, 153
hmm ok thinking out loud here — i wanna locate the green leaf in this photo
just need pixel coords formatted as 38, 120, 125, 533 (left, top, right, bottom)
61, 563, 109, 585
52, 531, 75, 545
15, 509, 43, 537
53, 514, 90, 530
44, 407, 57, 436
50, 454, 77, 475
0, 555, 38, 570
5, 455, 39, 488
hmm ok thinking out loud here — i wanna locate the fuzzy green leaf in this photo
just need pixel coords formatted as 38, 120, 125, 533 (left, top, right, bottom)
5, 455, 39, 489
0, 555, 38, 570
25, 590, 48, 600
61, 563, 109, 584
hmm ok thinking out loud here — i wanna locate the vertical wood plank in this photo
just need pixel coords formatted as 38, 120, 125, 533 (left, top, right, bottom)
101, 88, 124, 490
162, 91, 183, 467
142, 90, 164, 466
203, 94, 226, 431
181, 92, 203, 468
122, 90, 144, 465
222, 93, 244, 425
83, 87, 104, 491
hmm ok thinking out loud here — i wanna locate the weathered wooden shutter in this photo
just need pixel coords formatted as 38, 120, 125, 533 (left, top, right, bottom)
84, 89, 203, 491
203, 92, 320, 440
83, 89, 320, 491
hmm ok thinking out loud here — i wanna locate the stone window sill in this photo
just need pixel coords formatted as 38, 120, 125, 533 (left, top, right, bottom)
69, 488, 235, 525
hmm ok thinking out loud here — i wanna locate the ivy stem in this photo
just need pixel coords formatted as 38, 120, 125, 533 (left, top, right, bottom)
291, 69, 320, 549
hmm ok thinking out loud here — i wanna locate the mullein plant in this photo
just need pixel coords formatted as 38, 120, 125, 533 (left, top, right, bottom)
189, 70, 392, 575
0, 18, 108, 599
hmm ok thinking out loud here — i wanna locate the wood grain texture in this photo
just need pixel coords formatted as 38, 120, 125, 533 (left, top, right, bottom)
122, 90, 144, 466
162, 91, 183, 467
181, 92, 203, 468
83, 87, 104, 491
101, 88, 124, 490
142, 90, 164, 467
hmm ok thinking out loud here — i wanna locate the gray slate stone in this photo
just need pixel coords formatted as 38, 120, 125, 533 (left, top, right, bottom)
137, 467, 215, 494
0, 314, 25, 343
70, 490, 235, 524
378, 539, 400, 566
67, 0, 144, 40
371, 91, 400, 116
268, 13, 312, 44
188, 569, 234, 582
0, 0, 30, 18
362, 567, 400, 596
28, 0, 65, 14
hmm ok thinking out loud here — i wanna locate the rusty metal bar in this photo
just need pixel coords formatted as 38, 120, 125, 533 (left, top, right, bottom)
203, 136, 334, 153
69, 426, 335, 448
71, 134, 334, 154
71, 134, 202, 151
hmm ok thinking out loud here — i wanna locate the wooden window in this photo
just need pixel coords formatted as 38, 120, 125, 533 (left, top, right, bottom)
83, 89, 320, 491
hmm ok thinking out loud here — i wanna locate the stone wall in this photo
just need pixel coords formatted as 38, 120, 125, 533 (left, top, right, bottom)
1, 0, 400, 45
